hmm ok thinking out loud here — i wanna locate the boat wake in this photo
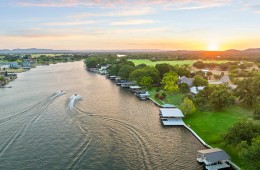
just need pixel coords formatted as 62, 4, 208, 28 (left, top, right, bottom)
68, 94, 82, 111
0, 91, 65, 156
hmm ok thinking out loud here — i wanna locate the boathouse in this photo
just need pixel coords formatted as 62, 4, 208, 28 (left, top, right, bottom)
121, 82, 134, 88
197, 148, 231, 170
159, 108, 184, 125
129, 85, 142, 92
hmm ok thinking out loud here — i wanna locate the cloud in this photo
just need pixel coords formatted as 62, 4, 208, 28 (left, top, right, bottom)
12, 0, 231, 10
110, 20, 154, 26
69, 7, 154, 19
44, 20, 96, 26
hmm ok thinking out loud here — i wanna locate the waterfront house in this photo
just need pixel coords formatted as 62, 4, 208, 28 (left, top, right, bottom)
197, 148, 231, 170
159, 108, 185, 126
179, 76, 193, 87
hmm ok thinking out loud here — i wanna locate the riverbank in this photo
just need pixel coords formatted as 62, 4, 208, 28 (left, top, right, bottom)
147, 87, 253, 168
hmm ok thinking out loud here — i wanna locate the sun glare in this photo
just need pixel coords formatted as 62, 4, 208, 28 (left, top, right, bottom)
208, 44, 218, 51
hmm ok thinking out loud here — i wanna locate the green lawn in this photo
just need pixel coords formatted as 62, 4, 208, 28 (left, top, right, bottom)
148, 87, 254, 167
129, 59, 232, 66
148, 87, 185, 106
183, 105, 253, 167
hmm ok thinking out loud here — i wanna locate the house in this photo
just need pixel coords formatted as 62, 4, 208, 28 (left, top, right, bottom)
190, 86, 205, 95
0, 62, 10, 70
219, 75, 229, 84
197, 148, 231, 170
10, 62, 20, 69
179, 76, 193, 87
159, 108, 185, 126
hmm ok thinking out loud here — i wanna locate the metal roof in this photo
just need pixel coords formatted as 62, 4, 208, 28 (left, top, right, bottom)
159, 108, 184, 118
198, 148, 230, 163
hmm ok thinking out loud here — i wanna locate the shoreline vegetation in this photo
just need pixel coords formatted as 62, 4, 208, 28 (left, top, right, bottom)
0, 53, 88, 86
84, 54, 260, 170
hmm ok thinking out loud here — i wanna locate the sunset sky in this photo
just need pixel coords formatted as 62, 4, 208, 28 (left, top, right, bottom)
1, 0, 260, 50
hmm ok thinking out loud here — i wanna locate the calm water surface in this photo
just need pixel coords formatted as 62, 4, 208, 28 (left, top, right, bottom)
0, 61, 205, 169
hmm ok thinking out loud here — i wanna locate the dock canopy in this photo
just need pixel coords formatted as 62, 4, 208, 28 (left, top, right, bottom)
129, 86, 141, 89
198, 148, 230, 163
159, 108, 184, 118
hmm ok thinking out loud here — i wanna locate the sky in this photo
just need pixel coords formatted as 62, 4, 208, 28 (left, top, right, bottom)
0, 0, 260, 51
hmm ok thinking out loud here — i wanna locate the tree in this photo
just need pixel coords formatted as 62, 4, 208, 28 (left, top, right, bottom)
192, 75, 208, 87
162, 72, 179, 93
223, 120, 259, 146
238, 136, 260, 170
180, 97, 196, 115
179, 83, 190, 93
84, 57, 99, 68
234, 76, 260, 106
129, 66, 160, 83
118, 65, 135, 79
155, 63, 172, 78
139, 76, 153, 89
253, 98, 260, 120
206, 71, 213, 79
208, 85, 235, 110
193, 61, 204, 69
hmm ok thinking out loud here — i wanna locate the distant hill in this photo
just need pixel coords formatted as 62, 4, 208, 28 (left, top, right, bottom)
0, 48, 72, 54
1, 48, 260, 54
243, 48, 260, 52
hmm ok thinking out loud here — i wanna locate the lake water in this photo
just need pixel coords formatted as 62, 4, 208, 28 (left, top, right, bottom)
0, 61, 205, 169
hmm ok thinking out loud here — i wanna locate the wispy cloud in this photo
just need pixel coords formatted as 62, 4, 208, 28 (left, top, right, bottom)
110, 20, 154, 26
44, 20, 96, 26
69, 7, 154, 19
12, 0, 231, 10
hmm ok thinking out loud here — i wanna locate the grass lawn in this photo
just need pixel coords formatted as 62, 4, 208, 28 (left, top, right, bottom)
148, 87, 254, 167
183, 105, 253, 167
129, 59, 232, 67
148, 87, 185, 106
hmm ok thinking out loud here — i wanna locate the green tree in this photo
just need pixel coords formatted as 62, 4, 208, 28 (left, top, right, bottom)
180, 97, 196, 115
192, 75, 208, 87
223, 120, 259, 146
162, 72, 179, 93
139, 76, 153, 89
253, 98, 260, 120
84, 57, 99, 68
118, 65, 135, 79
234, 76, 260, 106
179, 83, 190, 93
239, 136, 260, 170
208, 85, 235, 110
129, 66, 160, 83
155, 63, 172, 78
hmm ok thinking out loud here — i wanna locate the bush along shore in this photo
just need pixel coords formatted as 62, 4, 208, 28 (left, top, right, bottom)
84, 54, 260, 169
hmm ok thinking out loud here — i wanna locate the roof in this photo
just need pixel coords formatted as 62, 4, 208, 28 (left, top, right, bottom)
180, 76, 193, 87
198, 148, 230, 163
190, 86, 205, 94
159, 108, 184, 118
129, 86, 141, 89
161, 104, 177, 108
220, 75, 229, 83
121, 82, 134, 85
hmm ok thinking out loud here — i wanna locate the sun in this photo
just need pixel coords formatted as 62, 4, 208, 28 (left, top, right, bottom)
208, 44, 218, 51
